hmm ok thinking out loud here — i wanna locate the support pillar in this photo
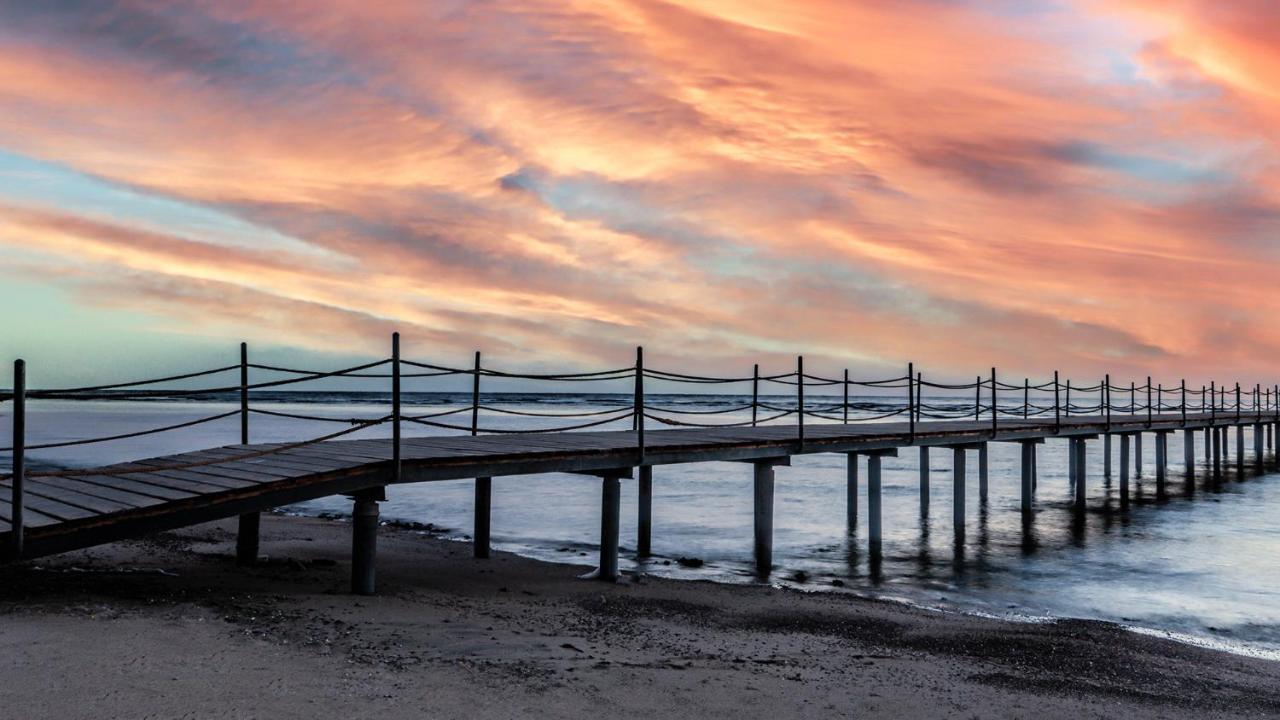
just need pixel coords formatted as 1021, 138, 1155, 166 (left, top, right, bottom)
753, 460, 781, 578
1183, 428, 1195, 484
1134, 433, 1143, 477
350, 488, 384, 596
1236, 425, 1245, 476
1119, 435, 1130, 510
597, 474, 622, 582
1074, 438, 1087, 512
236, 512, 260, 566
846, 453, 858, 534
474, 477, 492, 559
1019, 441, 1034, 519
1068, 439, 1078, 489
1212, 427, 1222, 481
953, 447, 966, 540
1031, 444, 1038, 490
1104, 434, 1112, 480
918, 446, 930, 517
637, 466, 653, 556
1255, 425, 1265, 474
868, 454, 883, 556
1155, 433, 1167, 497
1204, 426, 1211, 462
978, 443, 989, 504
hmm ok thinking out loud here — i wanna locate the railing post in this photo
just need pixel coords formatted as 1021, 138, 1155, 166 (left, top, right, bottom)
1023, 378, 1029, 420
392, 332, 401, 484
471, 351, 482, 434
990, 367, 997, 437
843, 368, 849, 425
1065, 380, 1072, 417
916, 371, 923, 424
1053, 370, 1061, 434
797, 355, 805, 450
974, 376, 981, 421
1236, 382, 1241, 423
239, 342, 249, 445
1130, 381, 1136, 416
634, 346, 645, 464
1146, 377, 1152, 427
751, 363, 759, 427
1104, 374, 1111, 432
1210, 380, 1216, 424
10, 359, 24, 559
1181, 380, 1187, 427
1256, 383, 1262, 421
907, 362, 915, 442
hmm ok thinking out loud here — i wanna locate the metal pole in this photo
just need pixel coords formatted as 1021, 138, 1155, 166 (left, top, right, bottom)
1023, 378, 1029, 420
634, 346, 645, 464
1180, 380, 1186, 426
1236, 382, 1242, 423
974, 376, 981, 422
1210, 381, 1216, 424
908, 362, 915, 441
1146, 377, 1152, 427
990, 367, 997, 437
10, 359, 24, 559
1053, 370, 1061, 434
471, 351, 481, 434
472, 350, 492, 559
392, 333, 401, 484
1131, 381, 1136, 416
239, 342, 249, 445
797, 356, 805, 450
1065, 380, 1072, 417
843, 368, 849, 425
752, 363, 759, 427
1104, 374, 1111, 432
916, 372, 923, 423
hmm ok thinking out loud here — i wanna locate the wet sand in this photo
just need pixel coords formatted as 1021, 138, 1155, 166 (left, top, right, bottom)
1, 513, 1277, 719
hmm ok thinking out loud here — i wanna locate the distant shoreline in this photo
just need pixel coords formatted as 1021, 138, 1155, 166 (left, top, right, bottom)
1, 513, 1277, 718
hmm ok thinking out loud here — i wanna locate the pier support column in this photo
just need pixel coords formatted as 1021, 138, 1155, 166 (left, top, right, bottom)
1104, 434, 1112, 480
1212, 427, 1222, 481
350, 487, 385, 596
1074, 438, 1088, 512
1031, 444, 1038, 490
474, 477, 492, 559
1255, 425, 1265, 474
846, 453, 858, 534
918, 447, 930, 517
597, 474, 622, 581
752, 458, 789, 578
861, 449, 898, 558
1236, 425, 1245, 477
1155, 433, 1167, 498
978, 443, 989, 504
236, 512, 260, 566
1183, 428, 1195, 483
1120, 435, 1130, 510
1204, 427, 1211, 462
1134, 433, 1143, 477
1019, 441, 1039, 519
637, 466, 653, 556
1068, 439, 1078, 489
953, 447, 966, 540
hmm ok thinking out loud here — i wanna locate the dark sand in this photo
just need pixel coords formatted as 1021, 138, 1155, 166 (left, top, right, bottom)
1, 514, 1277, 719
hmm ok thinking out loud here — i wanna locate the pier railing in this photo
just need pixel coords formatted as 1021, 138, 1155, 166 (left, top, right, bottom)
3, 333, 1278, 556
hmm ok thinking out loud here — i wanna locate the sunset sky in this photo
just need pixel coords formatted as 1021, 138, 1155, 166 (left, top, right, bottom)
2, 1, 1279, 387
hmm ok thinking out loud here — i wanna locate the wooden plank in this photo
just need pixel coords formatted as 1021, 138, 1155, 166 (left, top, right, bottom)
25, 481, 142, 516
37, 476, 169, 509
69, 474, 198, 502
0, 491, 98, 523
0, 494, 64, 528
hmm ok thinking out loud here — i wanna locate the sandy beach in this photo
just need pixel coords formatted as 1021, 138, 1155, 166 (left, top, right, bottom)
1, 514, 1277, 720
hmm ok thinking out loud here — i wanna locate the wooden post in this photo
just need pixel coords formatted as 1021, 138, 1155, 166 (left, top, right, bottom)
754, 460, 776, 577
952, 447, 966, 540
634, 347, 645, 463
1023, 378, 1029, 419
1065, 380, 1072, 417
1181, 380, 1187, 427
974, 376, 981, 421
472, 351, 491, 559
236, 343, 259, 566
918, 446, 929, 517
351, 488, 384, 595
868, 453, 885, 556
10, 359, 24, 559
637, 465, 653, 556
1236, 383, 1242, 423
1120, 434, 1130, 510
595, 473, 622, 582
1104, 374, 1111, 433
797, 356, 805, 451
978, 442, 989, 503
392, 333, 401, 484
916, 372, 923, 424
1146, 377, 1152, 427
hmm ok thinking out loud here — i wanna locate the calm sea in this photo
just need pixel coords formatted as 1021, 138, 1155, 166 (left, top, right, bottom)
5, 391, 1280, 657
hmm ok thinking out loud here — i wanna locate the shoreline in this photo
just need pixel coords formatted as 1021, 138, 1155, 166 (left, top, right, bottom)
2, 513, 1278, 718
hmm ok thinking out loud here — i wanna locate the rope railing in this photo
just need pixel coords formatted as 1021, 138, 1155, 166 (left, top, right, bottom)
6, 335, 1280, 559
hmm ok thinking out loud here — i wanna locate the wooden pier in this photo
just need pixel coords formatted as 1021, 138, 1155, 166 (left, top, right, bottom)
3, 336, 1277, 594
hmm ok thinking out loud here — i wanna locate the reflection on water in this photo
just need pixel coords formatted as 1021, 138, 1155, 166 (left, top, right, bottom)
5, 394, 1280, 655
